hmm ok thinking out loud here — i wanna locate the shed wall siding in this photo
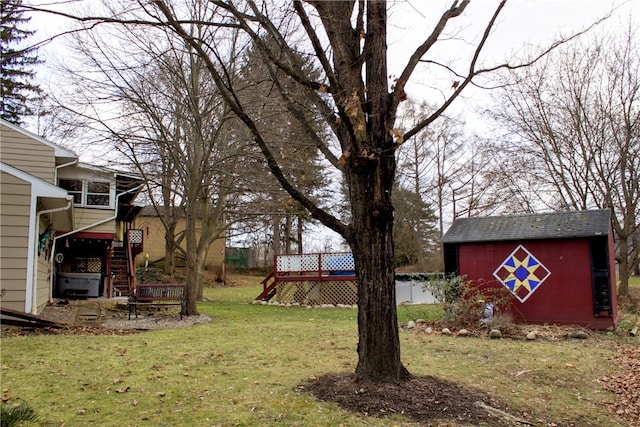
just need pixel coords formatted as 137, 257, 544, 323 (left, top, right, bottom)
458, 238, 615, 329
0, 172, 30, 310
0, 125, 56, 183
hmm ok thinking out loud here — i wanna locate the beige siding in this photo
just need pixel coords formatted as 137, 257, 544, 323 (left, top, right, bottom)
134, 216, 225, 270
0, 172, 30, 311
73, 207, 115, 233
0, 125, 56, 183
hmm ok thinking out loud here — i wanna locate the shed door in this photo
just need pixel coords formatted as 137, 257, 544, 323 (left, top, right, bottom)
590, 237, 612, 317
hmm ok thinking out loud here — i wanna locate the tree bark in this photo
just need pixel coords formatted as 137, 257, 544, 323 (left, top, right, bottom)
346, 1, 410, 383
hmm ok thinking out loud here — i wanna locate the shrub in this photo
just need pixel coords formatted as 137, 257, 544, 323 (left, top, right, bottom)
423, 275, 515, 328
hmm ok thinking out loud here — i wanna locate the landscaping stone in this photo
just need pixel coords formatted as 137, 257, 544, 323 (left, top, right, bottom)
441, 328, 452, 335
569, 330, 588, 339
406, 320, 416, 329
526, 331, 537, 340
489, 329, 502, 339
457, 329, 469, 336
425, 326, 433, 334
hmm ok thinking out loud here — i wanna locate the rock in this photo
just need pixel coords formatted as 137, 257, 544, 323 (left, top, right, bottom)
425, 326, 433, 335
415, 318, 427, 325
489, 329, 502, 339
441, 328, 452, 335
260, 301, 268, 305
406, 320, 416, 329
526, 331, 537, 340
457, 329, 469, 337
569, 330, 588, 339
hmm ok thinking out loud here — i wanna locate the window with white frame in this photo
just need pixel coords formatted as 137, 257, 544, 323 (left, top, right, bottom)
59, 179, 112, 208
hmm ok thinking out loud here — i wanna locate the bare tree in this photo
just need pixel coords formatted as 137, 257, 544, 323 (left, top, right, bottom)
149, 0, 510, 382
488, 26, 640, 296
44, 3, 245, 314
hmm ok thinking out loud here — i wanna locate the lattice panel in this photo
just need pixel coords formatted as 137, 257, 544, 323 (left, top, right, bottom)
275, 252, 355, 274
128, 229, 143, 244
276, 254, 319, 272
276, 281, 357, 305
321, 253, 355, 272
73, 257, 102, 273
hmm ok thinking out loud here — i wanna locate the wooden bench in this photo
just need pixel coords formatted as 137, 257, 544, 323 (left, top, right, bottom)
128, 283, 187, 320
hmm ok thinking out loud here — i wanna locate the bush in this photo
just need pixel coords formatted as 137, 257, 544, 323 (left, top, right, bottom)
423, 275, 515, 328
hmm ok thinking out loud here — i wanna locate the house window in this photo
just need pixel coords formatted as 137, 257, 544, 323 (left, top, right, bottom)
59, 179, 112, 208
60, 179, 83, 205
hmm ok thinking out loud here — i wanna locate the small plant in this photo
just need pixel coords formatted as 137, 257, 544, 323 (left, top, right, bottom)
1, 403, 37, 427
423, 275, 515, 328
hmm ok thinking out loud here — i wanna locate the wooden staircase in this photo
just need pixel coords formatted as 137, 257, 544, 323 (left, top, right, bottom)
111, 245, 131, 296
254, 271, 277, 301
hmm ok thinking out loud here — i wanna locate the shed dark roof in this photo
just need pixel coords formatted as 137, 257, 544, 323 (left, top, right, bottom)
442, 209, 611, 244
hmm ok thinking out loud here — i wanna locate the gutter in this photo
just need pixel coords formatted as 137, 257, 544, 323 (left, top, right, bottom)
49, 184, 145, 300
54, 158, 78, 184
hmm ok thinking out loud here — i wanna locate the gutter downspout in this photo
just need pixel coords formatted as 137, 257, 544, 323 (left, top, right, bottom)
30, 197, 73, 314
55, 158, 78, 184
49, 184, 145, 299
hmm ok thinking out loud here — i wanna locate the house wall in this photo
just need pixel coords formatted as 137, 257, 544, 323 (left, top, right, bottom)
0, 125, 56, 184
72, 207, 116, 233
134, 216, 225, 273
0, 172, 30, 311
458, 238, 616, 329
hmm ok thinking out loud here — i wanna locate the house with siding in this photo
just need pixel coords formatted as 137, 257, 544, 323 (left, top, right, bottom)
133, 206, 226, 280
0, 119, 144, 314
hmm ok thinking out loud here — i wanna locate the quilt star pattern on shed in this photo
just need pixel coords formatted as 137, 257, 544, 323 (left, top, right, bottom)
493, 245, 551, 303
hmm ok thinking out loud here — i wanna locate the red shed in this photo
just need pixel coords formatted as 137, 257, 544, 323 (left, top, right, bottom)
442, 209, 617, 329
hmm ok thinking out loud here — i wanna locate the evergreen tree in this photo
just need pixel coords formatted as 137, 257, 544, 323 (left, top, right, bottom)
1, 0, 42, 124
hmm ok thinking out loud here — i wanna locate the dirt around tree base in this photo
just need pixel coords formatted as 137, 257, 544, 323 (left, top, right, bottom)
301, 373, 529, 426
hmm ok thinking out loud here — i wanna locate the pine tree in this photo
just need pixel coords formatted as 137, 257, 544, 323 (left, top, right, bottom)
1, 0, 42, 125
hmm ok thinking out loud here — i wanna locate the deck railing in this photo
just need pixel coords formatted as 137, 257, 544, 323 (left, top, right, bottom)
274, 252, 356, 281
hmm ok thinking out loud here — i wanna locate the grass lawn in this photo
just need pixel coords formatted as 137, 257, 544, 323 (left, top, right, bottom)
1, 275, 638, 426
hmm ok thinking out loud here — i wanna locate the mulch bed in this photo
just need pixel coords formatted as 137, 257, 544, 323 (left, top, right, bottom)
302, 373, 527, 426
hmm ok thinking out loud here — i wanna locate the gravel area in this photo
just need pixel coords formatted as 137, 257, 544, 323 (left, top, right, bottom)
38, 301, 211, 330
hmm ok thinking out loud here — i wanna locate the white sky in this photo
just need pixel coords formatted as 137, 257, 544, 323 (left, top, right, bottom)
26, 0, 638, 131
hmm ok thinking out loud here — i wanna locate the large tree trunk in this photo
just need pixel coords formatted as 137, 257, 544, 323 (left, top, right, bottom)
184, 206, 199, 315
349, 156, 410, 383
617, 237, 630, 297
344, 1, 409, 383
